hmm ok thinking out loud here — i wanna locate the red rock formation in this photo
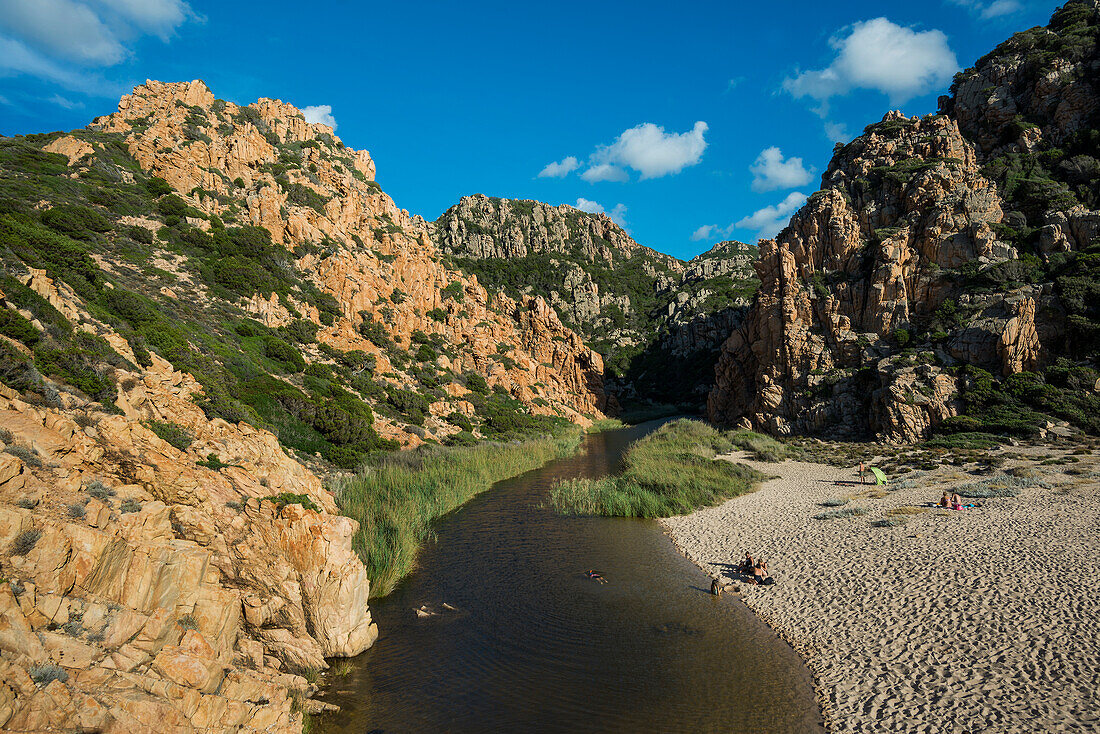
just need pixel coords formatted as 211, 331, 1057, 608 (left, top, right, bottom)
708, 112, 1056, 442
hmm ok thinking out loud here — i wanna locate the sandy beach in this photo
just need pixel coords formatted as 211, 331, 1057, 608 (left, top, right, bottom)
661, 449, 1100, 733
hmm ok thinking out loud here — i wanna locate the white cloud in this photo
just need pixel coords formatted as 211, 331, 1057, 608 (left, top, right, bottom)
825, 121, 850, 143
550, 121, 708, 183
538, 156, 579, 178
783, 18, 958, 112
735, 192, 809, 238
607, 203, 628, 228
949, 0, 1023, 19
589, 120, 708, 180
91, 0, 194, 38
750, 146, 814, 192
0, 0, 124, 64
302, 104, 337, 130
0, 35, 122, 95
47, 93, 83, 109
0, 0, 194, 97
691, 224, 734, 242
572, 198, 628, 228
580, 162, 628, 183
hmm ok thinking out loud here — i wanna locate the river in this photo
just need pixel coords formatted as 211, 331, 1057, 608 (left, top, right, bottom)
317, 420, 823, 733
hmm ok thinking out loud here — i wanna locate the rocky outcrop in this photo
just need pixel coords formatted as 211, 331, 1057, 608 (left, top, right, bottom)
709, 1, 1100, 442
0, 275, 375, 730
435, 195, 680, 340
96, 81, 605, 439
436, 197, 761, 406
709, 112, 1032, 441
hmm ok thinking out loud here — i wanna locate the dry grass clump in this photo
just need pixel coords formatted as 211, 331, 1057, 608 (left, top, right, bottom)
28, 663, 68, 687
820, 497, 850, 507
814, 506, 868, 520
10, 529, 41, 556
886, 506, 928, 517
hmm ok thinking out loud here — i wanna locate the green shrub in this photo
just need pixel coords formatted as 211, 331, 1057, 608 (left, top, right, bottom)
280, 319, 319, 344
128, 225, 154, 244
120, 499, 142, 513
0, 307, 39, 346
464, 372, 489, 395
41, 204, 111, 238
147, 421, 193, 451
145, 177, 173, 197
921, 432, 1005, 450
261, 335, 305, 372
284, 182, 329, 214
262, 493, 321, 513
441, 281, 465, 302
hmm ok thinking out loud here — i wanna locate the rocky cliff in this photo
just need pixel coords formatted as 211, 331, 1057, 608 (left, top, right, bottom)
0, 80, 610, 730
0, 272, 372, 731
709, 0, 1100, 442
436, 196, 759, 406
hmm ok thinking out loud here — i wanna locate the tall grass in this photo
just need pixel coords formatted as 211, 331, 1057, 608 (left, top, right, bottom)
335, 429, 583, 597
550, 419, 765, 518
729, 429, 789, 462
587, 418, 626, 433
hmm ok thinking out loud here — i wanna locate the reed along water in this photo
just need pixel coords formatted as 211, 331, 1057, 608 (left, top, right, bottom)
318, 421, 823, 733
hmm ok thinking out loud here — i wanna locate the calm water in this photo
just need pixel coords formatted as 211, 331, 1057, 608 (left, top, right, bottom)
317, 422, 823, 733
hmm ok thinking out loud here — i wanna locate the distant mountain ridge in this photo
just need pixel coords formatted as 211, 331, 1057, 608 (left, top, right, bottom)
435, 195, 759, 407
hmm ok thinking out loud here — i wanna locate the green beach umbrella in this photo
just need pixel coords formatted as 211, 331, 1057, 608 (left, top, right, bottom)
870, 467, 888, 486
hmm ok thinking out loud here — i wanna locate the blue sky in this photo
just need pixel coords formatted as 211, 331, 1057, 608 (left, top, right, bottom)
0, 0, 1065, 260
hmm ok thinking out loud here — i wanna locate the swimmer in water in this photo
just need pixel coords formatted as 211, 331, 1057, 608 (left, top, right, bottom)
585, 570, 607, 584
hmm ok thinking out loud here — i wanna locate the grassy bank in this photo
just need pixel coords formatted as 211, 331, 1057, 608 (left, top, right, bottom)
550, 419, 765, 517
335, 428, 583, 597
586, 417, 626, 433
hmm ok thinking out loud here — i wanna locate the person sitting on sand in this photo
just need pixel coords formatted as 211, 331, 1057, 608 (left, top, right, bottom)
753, 559, 766, 584
940, 491, 951, 508
951, 492, 962, 511
740, 552, 754, 575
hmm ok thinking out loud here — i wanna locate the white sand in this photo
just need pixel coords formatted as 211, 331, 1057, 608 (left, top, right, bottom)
661, 453, 1100, 733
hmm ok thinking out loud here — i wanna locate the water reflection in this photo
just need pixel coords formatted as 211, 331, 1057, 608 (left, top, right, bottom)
318, 422, 822, 733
